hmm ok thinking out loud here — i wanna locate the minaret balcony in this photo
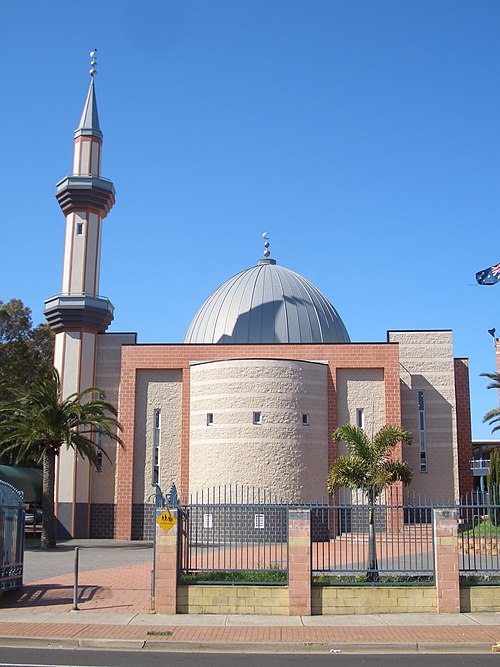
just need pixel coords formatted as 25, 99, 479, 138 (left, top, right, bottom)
55, 175, 115, 217
44, 293, 114, 334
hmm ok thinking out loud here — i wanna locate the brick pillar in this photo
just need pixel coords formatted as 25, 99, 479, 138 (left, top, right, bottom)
154, 508, 179, 614
433, 508, 460, 614
288, 509, 311, 616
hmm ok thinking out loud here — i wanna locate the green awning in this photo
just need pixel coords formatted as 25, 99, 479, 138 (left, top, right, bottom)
0, 465, 42, 504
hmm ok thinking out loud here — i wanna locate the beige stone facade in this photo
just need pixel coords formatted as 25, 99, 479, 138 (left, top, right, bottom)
389, 330, 459, 501
133, 369, 183, 505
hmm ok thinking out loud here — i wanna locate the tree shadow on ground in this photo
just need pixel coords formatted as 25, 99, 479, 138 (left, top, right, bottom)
0, 584, 101, 608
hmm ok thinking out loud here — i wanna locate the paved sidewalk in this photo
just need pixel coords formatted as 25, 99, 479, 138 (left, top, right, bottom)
0, 539, 498, 653
0, 611, 499, 653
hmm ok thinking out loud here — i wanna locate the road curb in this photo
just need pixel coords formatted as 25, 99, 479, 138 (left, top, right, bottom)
143, 641, 495, 654
0, 635, 494, 654
0, 637, 79, 649
79, 638, 146, 649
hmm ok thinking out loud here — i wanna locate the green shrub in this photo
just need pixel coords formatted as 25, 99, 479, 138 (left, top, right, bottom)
179, 570, 287, 584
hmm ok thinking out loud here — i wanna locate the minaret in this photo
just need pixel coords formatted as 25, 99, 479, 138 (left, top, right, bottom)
44, 51, 116, 538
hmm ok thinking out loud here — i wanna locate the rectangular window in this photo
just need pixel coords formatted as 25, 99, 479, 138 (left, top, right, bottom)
356, 408, 365, 430
203, 513, 213, 529
206, 413, 214, 426
302, 413, 310, 426
418, 391, 427, 472
254, 514, 265, 529
253, 411, 262, 425
152, 409, 161, 485
95, 427, 103, 473
76, 222, 84, 235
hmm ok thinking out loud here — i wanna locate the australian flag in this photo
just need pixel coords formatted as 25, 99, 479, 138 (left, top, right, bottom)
476, 263, 500, 285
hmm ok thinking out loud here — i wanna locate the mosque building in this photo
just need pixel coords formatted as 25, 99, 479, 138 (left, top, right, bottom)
44, 63, 474, 540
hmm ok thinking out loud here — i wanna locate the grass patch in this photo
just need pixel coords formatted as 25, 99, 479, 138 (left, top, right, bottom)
459, 575, 500, 584
460, 518, 500, 537
313, 574, 433, 585
179, 570, 287, 584
146, 630, 173, 637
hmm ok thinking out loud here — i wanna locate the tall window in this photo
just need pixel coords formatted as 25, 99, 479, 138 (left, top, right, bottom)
95, 427, 103, 473
356, 408, 365, 430
95, 393, 105, 473
253, 411, 262, 425
152, 409, 161, 485
418, 391, 427, 472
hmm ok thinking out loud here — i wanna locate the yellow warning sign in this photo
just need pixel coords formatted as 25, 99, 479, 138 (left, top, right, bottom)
156, 509, 177, 532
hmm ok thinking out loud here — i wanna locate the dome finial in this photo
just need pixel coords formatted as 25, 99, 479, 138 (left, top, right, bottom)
262, 231, 271, 258
89, 49, 98, 78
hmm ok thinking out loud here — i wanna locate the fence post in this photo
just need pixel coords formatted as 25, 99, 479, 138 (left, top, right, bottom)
154, 507, 179, 614
433, 508, 460, 614
288, 508, 311, 616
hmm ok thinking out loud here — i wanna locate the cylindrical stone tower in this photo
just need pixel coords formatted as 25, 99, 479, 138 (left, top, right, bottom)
44, 60, 115, 539
189, 358, 329, 501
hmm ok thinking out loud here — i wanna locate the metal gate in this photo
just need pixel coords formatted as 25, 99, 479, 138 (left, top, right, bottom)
0, 480, 25, 590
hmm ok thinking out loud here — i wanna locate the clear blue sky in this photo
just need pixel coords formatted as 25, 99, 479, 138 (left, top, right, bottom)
2, 0, 500, 439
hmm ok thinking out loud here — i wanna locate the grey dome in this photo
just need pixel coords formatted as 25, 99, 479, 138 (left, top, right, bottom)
184, 259, 350, 344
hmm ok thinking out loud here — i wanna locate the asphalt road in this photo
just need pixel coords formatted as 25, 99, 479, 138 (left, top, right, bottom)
0, 649, 498, 667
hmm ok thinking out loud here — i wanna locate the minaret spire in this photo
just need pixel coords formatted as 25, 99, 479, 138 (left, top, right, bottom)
44, 50, 116, 539
77, 79, 102, 138
76, 51, 102, 138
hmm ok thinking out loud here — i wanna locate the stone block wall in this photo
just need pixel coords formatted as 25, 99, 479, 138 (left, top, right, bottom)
177, 585, 288, 614
312, 586, 436, 614
460, 585, 500, 612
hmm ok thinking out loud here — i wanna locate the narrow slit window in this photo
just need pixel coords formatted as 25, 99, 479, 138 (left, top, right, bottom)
76, 222, 84, 235
302, 413, 310, 425
152, 409, 161, 485
253, 411, 262, 425
95, 427, 103, 473
206, 413, 214, 426
356, 408, 365, 430
418, 391, 427, 472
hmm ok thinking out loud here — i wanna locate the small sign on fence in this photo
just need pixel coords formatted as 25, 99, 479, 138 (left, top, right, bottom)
156, 509, 177, 532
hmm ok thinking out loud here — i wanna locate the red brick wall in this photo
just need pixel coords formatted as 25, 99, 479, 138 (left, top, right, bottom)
115, 343, 402, 540
454, 358, 473, 497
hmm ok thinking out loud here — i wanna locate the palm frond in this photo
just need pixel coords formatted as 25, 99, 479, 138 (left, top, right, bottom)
328, 422, 413, 500
333, 425, 371, 459
372, 426, 412, 458
377, 460, 413, 486
327, 454, 369, 491
0, 366, 122, 548
480, 372, 500, 391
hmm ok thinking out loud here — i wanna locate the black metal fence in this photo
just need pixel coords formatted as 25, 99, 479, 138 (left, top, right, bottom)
173, 485, 500, 585
458, 490, 500, 580
178, 487, 288, 582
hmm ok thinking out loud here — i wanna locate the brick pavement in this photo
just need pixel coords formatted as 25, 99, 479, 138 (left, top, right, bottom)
0, 620, 498, 648
0, 561, 152, 614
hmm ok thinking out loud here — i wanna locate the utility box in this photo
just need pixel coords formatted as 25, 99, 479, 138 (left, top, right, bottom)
0, 480, 25, 590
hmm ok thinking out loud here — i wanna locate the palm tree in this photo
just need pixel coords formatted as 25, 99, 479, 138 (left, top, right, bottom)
0, 368, 122, 548
327, 424, 412, 581
481, 372, 500, 433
